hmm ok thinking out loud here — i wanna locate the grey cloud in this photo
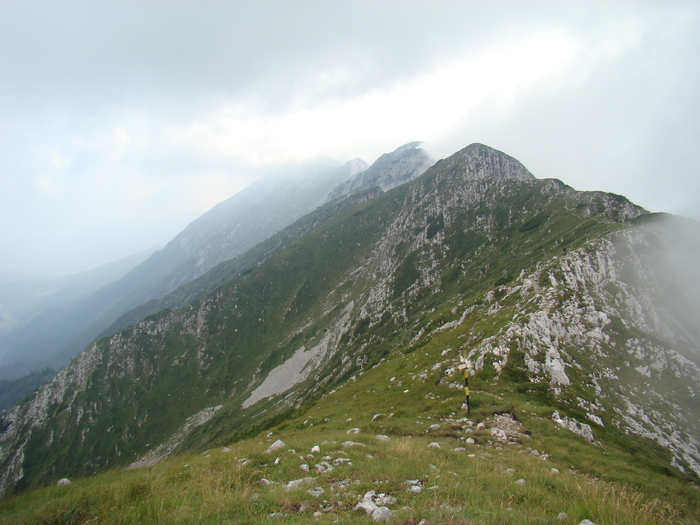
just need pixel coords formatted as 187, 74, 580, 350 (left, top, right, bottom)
1, 1, 699, 275
1, 1, 570, 116
430, 5, 700, 220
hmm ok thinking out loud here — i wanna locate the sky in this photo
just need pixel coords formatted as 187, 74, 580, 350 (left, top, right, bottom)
1, 1, 699, 276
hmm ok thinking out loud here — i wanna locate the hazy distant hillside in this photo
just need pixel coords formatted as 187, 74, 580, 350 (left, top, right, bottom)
0, 252, 152, 379
0, 159, 367, 379
0, 368, 56, 412
105, 143, 433, 334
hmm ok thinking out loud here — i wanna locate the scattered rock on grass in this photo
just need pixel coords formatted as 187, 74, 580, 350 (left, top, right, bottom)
354, 490, 395, 522
490, 428, 508, 442
315, 461, 334, 474
354, 498, 378, 515
56, 478, 71, 486
286, 477, 316, 491
486, 414, 526, 443
265, 440, 286, 454
372, 506, 393, 522
405, 480, 423, 494
307, 486, 324, 498
377, 494, 397, 506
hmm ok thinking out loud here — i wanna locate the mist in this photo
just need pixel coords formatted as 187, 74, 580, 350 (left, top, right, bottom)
639, 214, 700, 362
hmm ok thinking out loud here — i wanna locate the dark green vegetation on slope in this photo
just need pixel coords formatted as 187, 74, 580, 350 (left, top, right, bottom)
0, 368, 55, 412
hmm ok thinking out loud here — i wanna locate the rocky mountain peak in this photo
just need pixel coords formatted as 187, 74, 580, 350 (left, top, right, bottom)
439, 143, 535, 182
392, 140, 424, 154
339, 157, 370, 180
328, 142, 433, 200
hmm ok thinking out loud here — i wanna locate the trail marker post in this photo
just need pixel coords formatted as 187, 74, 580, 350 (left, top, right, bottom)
464, 368, 470, 414
458, 356, 472, 414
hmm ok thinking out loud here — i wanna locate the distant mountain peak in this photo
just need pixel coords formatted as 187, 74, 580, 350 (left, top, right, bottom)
339, 157, 369, 180
392, 140, 424, 154
328, 141, 433, 200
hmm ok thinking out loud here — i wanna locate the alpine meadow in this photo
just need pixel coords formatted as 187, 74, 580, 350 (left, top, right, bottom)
1, 143, 699, 524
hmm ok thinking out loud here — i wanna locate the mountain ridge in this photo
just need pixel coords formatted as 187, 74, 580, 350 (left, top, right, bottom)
0, 143, 697, 518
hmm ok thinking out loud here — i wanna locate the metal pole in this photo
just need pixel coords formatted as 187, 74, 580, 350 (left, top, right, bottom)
464, 368, 470, 414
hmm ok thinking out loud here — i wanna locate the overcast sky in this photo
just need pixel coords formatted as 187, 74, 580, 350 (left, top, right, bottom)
1, 1, 699, 276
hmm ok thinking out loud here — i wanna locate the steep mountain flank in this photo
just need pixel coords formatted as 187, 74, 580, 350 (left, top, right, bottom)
5, 142, 698, 503
0, 159, 366, 377
103, 144, 430, 335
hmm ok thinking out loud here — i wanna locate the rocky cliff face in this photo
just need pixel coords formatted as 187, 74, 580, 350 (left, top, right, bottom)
460, 216, 700, 476
2, 142, 697, 499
